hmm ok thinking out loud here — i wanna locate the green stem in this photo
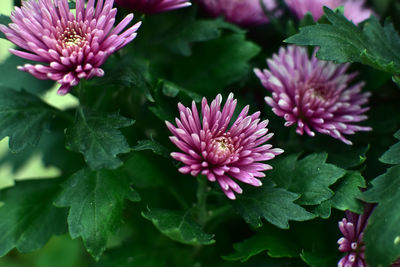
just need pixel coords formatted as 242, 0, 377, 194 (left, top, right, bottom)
196, 176, 208, 227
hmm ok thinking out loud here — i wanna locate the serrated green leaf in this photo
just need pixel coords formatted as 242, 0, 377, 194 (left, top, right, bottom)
285, 7, 400, 78
313, 171, 366, 218
132, 140, 170, 158
0, 179, 67, 256
0, 88, 55, 152
54, 168, 140, 260
269, 153, 346, 205
142, 208, 215, 246
379, 129, 400, 164
65, 109, 134, 170
363, 166, 400, 267
172, 34, 261, 95
231, 181, 315, 229
223, 232, 300, 262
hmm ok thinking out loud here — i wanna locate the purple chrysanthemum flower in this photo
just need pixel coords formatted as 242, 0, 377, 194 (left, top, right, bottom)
337, 204, 374, 267
197, 0, 281, 27
254, 45, 372, 145
338, 204, 400, 267
284, 0, 373, 25
0, 0, 141, 95
165, 93, 284, 200
115, 0, 191, 14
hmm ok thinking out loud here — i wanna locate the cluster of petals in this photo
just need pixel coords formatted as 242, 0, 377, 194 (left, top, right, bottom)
166, 93, 283, 200
337, 205, 400, 267
337, 204, 374, 267
284, 0, 373, 24
115, 0, 192, 14
0, 0, 141, 95
254, 45, 371, 145
197, 0, 281, 27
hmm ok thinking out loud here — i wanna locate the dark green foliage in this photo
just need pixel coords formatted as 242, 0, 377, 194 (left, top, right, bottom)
172, 34, 261, 95
363, 166, 400, 267
223, 232, 300, 262
0, 89, 55, 152
286, 7, 400, 85
379, 129, 400, 164
132, 140, 170, 158
65, 109, 134, 170
232, 181, 315, 229
142, 208, 215, 245
0, 179, 67, 256
313, 171, 366, 218
119, 152, 167, 188
268, 153, 346, 205
54, 168, 140, 260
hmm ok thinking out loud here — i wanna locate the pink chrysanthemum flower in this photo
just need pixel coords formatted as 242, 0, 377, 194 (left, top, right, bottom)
115, 0, 192, 14
165, 93, 284, 200
337, 204, 374, 267
197, 0, 281, 27
338, 204, 400, 267
284, 0, 373, 25
0, 0, 141, 95
254, 45, 372, 145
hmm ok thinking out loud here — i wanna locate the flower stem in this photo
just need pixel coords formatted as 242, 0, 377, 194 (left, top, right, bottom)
196, 176, 208, 227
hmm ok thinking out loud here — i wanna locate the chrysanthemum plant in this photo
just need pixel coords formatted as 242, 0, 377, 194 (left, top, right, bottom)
0, 0, 399, 266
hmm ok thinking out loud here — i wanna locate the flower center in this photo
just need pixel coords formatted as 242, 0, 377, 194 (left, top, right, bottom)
59, 26, 87, 48
309, 84, 327, 101
211, 135, 235, 161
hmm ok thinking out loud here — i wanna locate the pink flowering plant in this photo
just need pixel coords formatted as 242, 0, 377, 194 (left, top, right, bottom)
0, 0, 399, 266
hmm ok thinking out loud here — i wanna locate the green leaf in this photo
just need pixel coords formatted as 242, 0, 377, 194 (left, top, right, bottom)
54, 168, 140, 260
132, 140, 170, 158
363, 165, 400, 267
0, 179, 67, 256
285, 7, 400, 78
300, 250, 339, 267
0, 88, 55, 152
223, 232, 300, 262
172, 34, 261, 95
65, 109, 134, 170
141, 208, 215, 246
313, 171, 366, 218
379, 129, 400, 165
161, 80, 202, 102
231, 181, 315, 229
0, 15, 11, 40
269, 153, 346, 205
